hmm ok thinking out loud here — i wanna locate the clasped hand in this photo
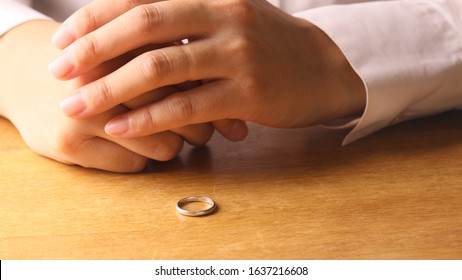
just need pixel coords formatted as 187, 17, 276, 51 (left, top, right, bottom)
50, 0, 366, 140
0, 20, 213, 173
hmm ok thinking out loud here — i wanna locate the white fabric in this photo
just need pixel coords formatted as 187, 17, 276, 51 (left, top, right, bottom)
1, 0, 461, 144
0, 0, 49, 35
297, 0, 462, 144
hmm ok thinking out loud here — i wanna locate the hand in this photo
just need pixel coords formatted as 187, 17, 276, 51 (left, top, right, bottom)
0, 20, 213, 172
50, 0, 366, 138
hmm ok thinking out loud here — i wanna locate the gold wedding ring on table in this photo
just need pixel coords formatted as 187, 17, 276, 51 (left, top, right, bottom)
176, 196, 217, 217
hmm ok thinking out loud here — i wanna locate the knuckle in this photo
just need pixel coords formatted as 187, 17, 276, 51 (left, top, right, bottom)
221, 0, 256, 25
236, 74, 266, 104
132, 4, 164, 35
139, 51, 172, 83
225, 40, 264, 100
192, 125, 214, 146
75, 35, 99, 62
124, 0, 149, 10
246, 76, 265, 98
167, 141, 184, 160
127, 157, 149, 173
73, 7, 98, 36
136, 108, 157, 134
52, 127, 80, 157
168, 95, 195, 123
153, 133, 184, 161
91, 79, 116, 109
229, 36, 254, 60
223, 20, 257, 64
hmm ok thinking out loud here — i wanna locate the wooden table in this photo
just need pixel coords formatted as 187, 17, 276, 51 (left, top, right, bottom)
1, 111, 462, 260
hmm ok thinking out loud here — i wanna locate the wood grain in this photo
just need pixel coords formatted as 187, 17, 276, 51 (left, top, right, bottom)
1, 111, 462, 259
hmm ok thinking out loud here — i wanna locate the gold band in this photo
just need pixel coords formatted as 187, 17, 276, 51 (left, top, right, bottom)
176, 195, 217, 217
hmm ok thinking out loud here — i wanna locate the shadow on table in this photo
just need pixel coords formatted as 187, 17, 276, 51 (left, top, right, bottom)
146, 110, 462, 178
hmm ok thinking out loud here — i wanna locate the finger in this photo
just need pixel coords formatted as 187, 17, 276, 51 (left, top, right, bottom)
83, 105, 185, 162
71, 137, 148, 173
107, 131, 185, 162
212, 119, 249, 142
51, 0, 160, 49
74, 43, 176, 86
60, 41, 226, 119
49, 1, 214, 80
124, 86, 214, 146
171, 124, 214, 146
123, 86, 177, 109
104, 81, 243, 138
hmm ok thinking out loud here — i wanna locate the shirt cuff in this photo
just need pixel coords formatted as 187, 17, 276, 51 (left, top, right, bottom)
0, 0, 51, 37
294, 0, 462, 145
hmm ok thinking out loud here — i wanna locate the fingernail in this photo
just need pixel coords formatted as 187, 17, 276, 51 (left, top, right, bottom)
105, 117, 129, 136
51, 24, 75, 49
48, 52, 74, 78
60, 92, 86, 117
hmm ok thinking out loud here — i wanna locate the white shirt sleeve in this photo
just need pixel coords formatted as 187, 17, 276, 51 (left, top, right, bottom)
0, 0, 51, 36
294, 0, 462, 144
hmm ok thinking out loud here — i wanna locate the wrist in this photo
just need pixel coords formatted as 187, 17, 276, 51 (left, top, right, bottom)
299, 18, 366, 123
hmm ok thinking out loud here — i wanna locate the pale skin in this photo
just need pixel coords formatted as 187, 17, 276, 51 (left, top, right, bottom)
49, 0, 367, 139
0, 20, 216, 173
